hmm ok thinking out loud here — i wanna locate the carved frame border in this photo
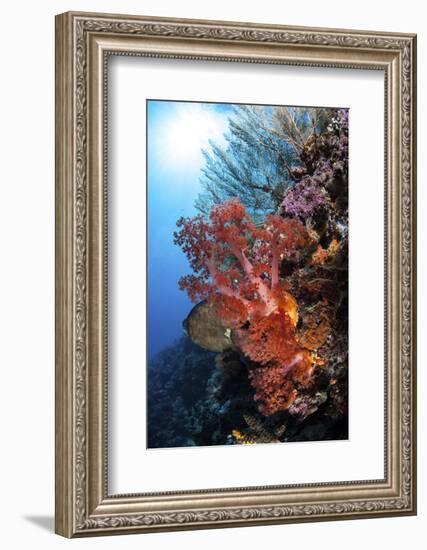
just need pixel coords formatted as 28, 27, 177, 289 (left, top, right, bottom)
55, 11, 416, 537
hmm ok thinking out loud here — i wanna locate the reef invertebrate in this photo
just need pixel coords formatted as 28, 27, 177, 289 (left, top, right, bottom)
230, 414, 281, 444
175, 199, 319, 415
174, 198, 309, 325
281, 108, 348, 225
281, 179, 327, 219
297, 305, 332, 351
183, 300, 232, 352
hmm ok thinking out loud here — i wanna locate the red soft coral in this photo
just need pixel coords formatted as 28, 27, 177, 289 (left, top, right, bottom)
234, 310, 315, 415
250, 367, 297, 415
174, 198, 314, 415
174, 198, 308, 320
234, 310, 300, 366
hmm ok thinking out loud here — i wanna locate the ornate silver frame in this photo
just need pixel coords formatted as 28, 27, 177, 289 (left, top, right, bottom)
55, 11, 417, 537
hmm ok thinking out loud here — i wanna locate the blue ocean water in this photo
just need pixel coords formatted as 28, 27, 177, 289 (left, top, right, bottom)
147, 100, 231, 358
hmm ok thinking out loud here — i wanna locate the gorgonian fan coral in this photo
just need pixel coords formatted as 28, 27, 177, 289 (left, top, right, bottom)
174, 198, 319, 415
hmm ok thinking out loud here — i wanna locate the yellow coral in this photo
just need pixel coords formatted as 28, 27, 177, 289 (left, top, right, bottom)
328, 238, 339, 256
309, 352, 325, 367
231, 430, 256, 445
311, 244, 328, 265
311, 238, 340, 266
277, 290, 298, 326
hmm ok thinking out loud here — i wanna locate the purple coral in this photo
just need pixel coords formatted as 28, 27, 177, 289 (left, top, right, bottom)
281, 178, 326, 218
328, 109, 349, 170
281, 108, 348, 220
288, 391, 327, 419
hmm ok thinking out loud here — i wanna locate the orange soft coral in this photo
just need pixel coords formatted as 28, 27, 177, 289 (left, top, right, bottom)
249, 367, 297, 415
234, 310, 300, 367
234, 310, 315, 415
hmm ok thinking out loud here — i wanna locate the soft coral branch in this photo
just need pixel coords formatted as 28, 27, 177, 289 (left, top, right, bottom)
174, 198, 315, 415
174, 198, 308, 320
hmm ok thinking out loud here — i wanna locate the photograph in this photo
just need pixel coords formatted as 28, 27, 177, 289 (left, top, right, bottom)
147, 100, 349, 449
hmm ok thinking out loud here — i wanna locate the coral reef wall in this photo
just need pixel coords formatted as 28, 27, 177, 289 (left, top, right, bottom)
148, 104, 348, 448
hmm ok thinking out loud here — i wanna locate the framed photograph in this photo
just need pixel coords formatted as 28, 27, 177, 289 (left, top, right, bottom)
55, 11, 417, 537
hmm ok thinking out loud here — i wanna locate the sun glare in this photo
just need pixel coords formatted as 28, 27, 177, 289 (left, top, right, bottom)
165, 105, 227, 165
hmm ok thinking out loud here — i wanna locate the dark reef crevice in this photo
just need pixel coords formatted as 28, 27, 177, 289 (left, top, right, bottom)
147, 336, 348, 449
